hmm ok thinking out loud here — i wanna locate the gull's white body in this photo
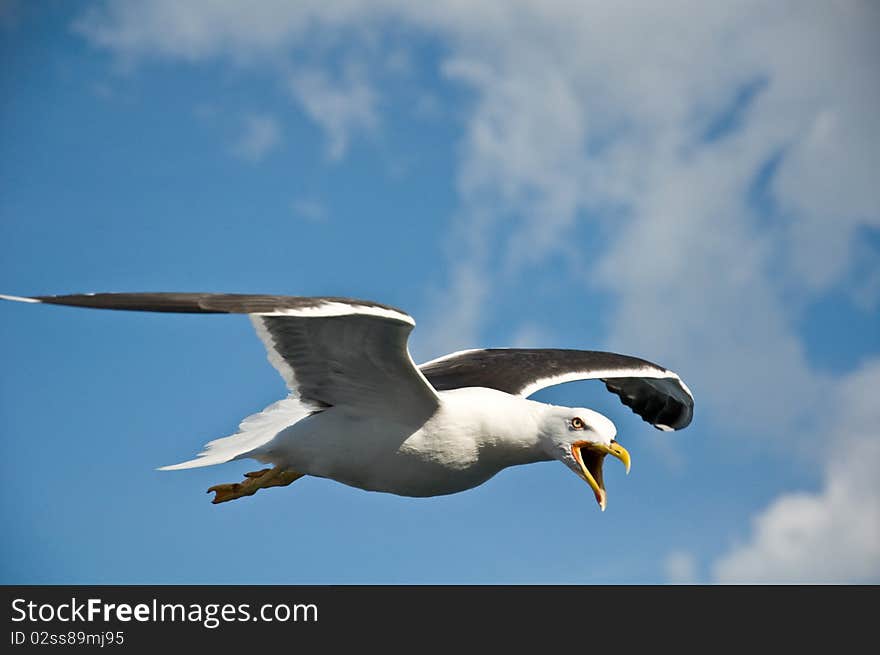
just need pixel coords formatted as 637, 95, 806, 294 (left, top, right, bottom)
244, 388, 598, 497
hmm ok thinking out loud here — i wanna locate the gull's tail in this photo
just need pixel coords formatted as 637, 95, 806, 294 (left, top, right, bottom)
159, 397, 313, 470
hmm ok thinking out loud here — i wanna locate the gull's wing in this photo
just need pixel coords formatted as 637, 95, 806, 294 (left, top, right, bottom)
1, 293, 440, 424
419, 348, 693, 431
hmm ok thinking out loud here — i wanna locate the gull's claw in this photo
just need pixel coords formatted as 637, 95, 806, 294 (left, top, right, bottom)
208, 467, 303, 504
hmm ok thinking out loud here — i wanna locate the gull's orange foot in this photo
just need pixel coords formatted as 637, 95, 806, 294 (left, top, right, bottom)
208, 467, 303, 504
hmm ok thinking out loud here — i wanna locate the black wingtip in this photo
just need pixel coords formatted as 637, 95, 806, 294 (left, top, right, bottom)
605, 377, 694, 431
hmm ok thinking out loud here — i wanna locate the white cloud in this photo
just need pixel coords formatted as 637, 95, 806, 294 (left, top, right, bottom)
231, 114, 281, 163
664, 550, 699, 585
287, 66, 377, 161
75, 2, 381, 161
414, 250, 490, 362
73, 0, 316, 61
290, 197, 327, 223
712, 360, 880, 583
509, 323, 553, 349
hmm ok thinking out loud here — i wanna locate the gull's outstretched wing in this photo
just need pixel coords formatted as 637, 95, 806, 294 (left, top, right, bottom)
420, 348, 693, 431
1, 293, 440, 424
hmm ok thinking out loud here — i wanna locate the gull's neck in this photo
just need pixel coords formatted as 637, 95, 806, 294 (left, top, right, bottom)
439, 387, 553, 467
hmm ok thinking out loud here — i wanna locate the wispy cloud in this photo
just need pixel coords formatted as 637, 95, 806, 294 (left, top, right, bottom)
509, 323, 553, 349
290, 198, 327, 223
414, 253, 491, 362
664, 550, 699, 585
712, 360, 880, 583
231, 114, 282, 164
287, 66, 377, 161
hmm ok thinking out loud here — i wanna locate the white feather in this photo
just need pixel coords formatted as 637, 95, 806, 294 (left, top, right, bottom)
518, 367, 690, 399
0, 294, 41, 303
259, 301, 414, 326
158, 397, 313, 470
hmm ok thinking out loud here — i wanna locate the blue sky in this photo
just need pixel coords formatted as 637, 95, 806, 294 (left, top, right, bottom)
1, 1, 878, 584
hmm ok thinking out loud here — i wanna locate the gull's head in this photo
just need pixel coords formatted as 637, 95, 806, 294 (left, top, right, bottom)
539, 406, 630, 511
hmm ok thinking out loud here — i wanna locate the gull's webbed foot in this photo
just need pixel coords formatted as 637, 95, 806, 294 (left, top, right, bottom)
208, 466, 303, 504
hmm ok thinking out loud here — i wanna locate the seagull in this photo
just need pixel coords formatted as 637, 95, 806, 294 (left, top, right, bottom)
0, 292, 693, 511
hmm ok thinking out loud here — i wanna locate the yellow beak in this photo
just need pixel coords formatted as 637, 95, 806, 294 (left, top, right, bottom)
572, 441, 631, 512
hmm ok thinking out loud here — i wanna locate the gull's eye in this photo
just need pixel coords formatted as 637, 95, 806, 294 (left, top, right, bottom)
571, 417, 585, 430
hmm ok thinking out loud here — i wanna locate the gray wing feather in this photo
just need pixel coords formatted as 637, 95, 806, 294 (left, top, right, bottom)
253, 313, 438, 423
4, 292, 438, 424
20, 292, 407, 316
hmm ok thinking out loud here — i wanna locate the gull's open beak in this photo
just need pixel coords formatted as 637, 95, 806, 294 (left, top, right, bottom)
571, 440, 631, 511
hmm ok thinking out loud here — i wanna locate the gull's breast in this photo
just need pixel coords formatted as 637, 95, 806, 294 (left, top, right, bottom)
264, 387, 540, 497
